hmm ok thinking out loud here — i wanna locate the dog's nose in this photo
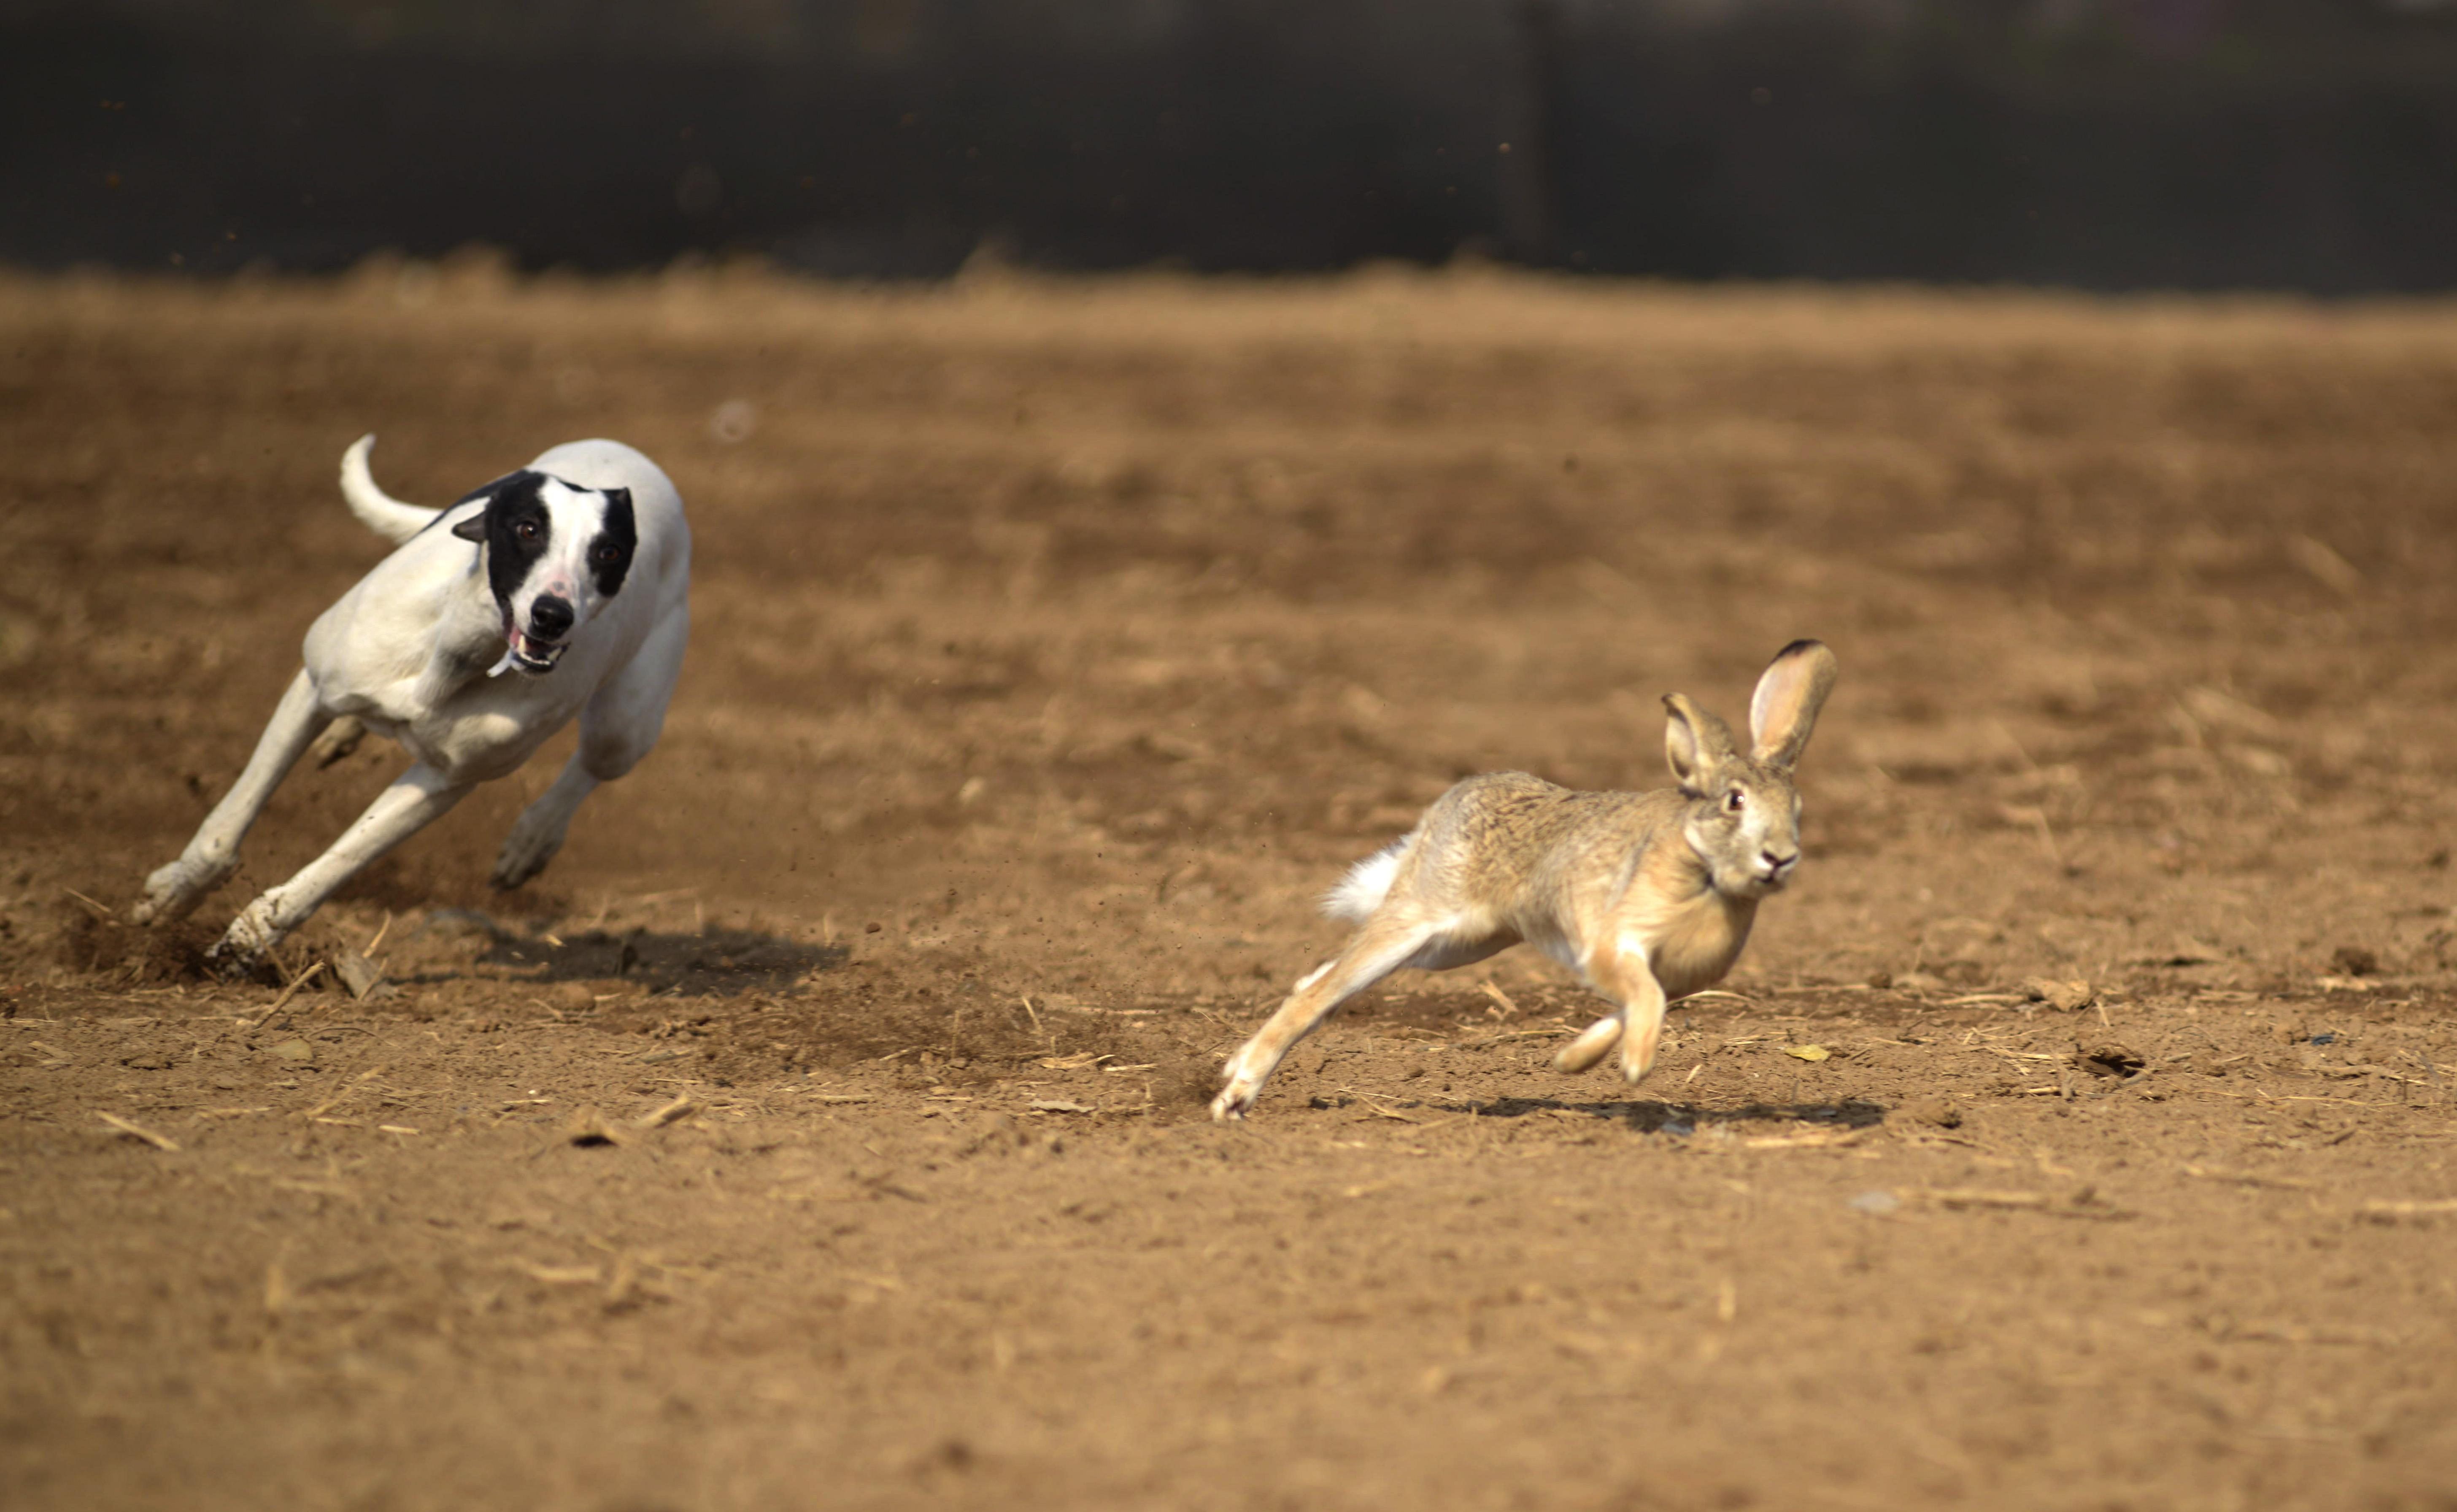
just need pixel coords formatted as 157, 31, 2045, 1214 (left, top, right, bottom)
529, 596, 575, 641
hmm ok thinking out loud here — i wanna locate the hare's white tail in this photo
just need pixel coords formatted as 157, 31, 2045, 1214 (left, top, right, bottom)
1322, 835, 1409, 924
340, 435, 440, 545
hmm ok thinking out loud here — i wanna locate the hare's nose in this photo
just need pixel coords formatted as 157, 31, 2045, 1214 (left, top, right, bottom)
1760, 850, 1796, 879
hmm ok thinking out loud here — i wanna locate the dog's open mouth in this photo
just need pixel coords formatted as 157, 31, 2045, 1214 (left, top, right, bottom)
489, 617, 568, 678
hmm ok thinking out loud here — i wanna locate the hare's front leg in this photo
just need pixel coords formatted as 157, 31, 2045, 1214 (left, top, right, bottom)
1552, 940, 1670, 1084
1213, 917, 1454, 1120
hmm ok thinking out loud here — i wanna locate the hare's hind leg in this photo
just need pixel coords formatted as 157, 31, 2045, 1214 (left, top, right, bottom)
1553, 1014, 1623, 1074
1213, 916, 1469, 1120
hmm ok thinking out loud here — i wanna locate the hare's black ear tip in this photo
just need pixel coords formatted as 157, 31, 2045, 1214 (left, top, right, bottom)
1775, 638, 1824, 660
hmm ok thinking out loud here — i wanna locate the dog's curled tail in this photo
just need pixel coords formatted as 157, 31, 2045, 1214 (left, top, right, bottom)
340, 435, 441, 545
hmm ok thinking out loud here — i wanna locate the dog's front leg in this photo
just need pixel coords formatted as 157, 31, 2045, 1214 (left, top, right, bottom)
135, 670, 332, 926
213, 763, 472, 970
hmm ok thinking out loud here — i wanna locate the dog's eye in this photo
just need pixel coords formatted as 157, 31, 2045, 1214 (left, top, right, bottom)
516, 521, 540, 542
594, 545, 619, 565
1724, 790, 1745, 813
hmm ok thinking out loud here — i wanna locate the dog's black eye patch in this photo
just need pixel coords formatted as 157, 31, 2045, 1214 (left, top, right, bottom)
448, 470, 531, 539
588, 486, 637, 598
449, 472, 554, 608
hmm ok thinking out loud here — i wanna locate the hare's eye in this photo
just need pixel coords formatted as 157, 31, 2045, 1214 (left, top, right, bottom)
1724, 790, 1745, 813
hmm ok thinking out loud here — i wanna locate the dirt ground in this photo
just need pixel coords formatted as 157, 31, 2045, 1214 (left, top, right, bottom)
5, 263, 2457, 1512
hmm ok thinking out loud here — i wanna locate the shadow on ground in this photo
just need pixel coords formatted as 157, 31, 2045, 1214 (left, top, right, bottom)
1306, 1093, 1892, 1131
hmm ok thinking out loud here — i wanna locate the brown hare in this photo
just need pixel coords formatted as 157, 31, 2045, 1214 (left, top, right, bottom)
1212, 640, 1838, 1120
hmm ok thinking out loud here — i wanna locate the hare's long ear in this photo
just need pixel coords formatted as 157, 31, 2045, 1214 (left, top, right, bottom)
1749, 640, 1839, 770
1664, 694, 1739, 794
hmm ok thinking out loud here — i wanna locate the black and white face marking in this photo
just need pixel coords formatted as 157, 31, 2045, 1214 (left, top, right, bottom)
450, 470, 638, 677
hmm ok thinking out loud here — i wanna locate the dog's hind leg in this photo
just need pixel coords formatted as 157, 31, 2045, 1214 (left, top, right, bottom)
492, 604, 687, 890
308, 716, 367, 769
135, 670, 332, 926
491, 757, 598, 891
214, 763, 472, 968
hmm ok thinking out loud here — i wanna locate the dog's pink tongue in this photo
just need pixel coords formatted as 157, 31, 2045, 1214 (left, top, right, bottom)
485, 620, 527, 678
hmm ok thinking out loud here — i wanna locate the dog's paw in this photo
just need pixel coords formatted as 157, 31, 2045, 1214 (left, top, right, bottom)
132, 854, 237, 926
209, 903, 283, 975
205, 950, 265, 983
308, 716, 367, 770
489, 823, 566, 891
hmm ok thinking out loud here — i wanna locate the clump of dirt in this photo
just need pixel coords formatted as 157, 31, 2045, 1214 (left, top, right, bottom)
52, 903, 217, 985
2332, 944, 2382, 977
1341, 989, 1495, 1033
639, 967, 1219, 1110
1344, 983, 1588, 1034
477, 925, 845, 995
332, 852, 570, 920
1890, 1096, 1965, 1129
702, 979, 1047, 1070
2076, 1039, 2147, 1078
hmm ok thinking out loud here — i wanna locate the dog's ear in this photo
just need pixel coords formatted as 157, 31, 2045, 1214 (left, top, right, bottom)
448, 472, 528, 544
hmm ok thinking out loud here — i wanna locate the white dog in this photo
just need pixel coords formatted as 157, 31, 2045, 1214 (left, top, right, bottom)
132, 435, 691, 969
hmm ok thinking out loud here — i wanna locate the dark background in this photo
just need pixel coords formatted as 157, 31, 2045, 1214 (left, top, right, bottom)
7, 0, 2457, 291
